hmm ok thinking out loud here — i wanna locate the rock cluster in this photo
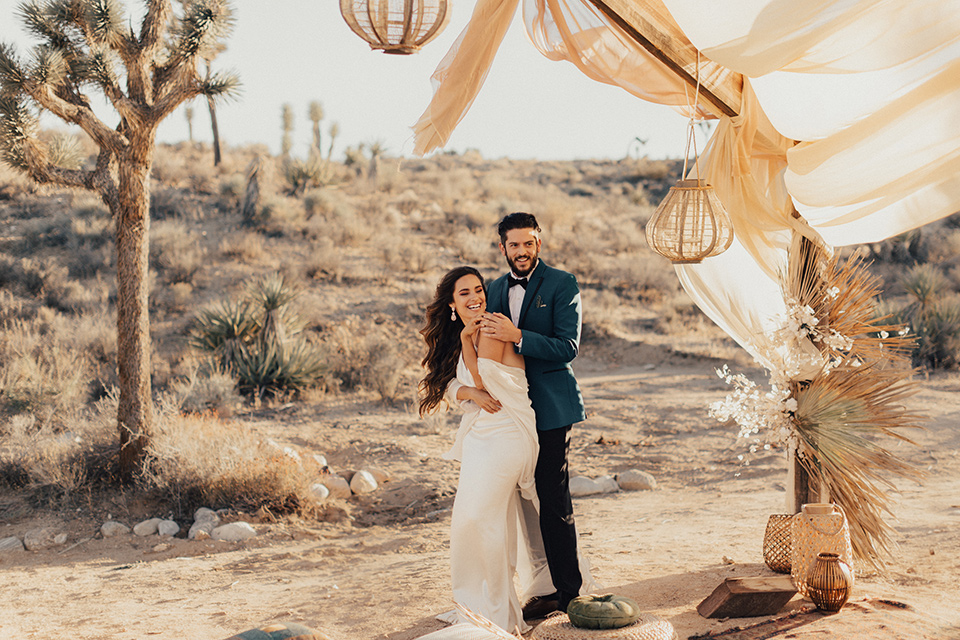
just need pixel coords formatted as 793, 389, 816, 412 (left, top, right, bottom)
0, 447, 393, 555
569, 469, 657, 497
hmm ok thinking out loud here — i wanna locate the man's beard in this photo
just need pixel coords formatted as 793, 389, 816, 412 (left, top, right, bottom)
507, 252, 538, 277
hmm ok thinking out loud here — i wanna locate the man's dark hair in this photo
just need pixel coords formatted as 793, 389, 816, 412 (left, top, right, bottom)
497, 212, 541, 244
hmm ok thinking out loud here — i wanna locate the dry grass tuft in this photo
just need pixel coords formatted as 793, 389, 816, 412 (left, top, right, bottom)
140, 404, 319, 517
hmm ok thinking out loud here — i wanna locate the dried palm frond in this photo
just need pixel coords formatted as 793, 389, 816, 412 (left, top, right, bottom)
787, 240, 914, 366
783, 239, 924, 571
792, 361, 923, 570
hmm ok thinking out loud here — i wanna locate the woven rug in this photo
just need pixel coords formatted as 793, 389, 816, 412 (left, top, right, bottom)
532, 613, 677, 640
688, 599, 959, 640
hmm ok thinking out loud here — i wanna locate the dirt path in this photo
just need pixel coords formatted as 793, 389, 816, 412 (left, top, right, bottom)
1, 362, 958, 640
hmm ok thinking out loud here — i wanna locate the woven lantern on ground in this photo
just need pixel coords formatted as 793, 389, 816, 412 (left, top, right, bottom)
340, 0, 450, 55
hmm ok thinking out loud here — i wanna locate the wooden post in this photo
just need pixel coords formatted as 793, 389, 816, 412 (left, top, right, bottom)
585, 2, 826, 514
584, 0, 743, 118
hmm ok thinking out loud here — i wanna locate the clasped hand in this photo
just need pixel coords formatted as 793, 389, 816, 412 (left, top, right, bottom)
480, 312, 521, 344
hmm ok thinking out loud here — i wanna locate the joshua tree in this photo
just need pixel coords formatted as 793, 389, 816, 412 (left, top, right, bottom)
185, 104, 195, 143
367, 140, 385, 186
326, 121, 339, 161
0, 0, 239, 479
307, 100, 323, 158
280, 102, 293, 157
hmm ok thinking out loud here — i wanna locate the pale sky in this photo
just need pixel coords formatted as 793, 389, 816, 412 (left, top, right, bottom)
0, 1, 692, 161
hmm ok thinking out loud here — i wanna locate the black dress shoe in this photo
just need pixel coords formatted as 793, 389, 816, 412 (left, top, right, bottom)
522, 593, 560, 620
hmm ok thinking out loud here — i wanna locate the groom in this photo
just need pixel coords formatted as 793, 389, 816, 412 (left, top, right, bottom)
480, 212, 586, 617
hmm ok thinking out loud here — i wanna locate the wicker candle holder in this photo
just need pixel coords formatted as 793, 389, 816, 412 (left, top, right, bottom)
807, 552, 853, 612
762, 514, 793, 573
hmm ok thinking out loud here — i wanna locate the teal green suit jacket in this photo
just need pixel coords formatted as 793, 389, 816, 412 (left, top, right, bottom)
488, 260, 586, 431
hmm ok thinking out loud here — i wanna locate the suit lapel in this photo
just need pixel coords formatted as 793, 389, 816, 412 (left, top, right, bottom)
498, 274, 510, 317
518, 261, 546, 329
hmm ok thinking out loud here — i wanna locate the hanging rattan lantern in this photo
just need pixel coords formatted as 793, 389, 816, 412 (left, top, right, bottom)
645, 177, 733, 264
645, 53, 733, 264
340, 0, 450, 55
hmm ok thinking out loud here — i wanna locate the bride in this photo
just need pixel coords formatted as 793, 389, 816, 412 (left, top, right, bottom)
419, 266, 541, 634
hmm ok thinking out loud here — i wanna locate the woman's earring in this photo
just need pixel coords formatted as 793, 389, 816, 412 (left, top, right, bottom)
450, 309, 456, 321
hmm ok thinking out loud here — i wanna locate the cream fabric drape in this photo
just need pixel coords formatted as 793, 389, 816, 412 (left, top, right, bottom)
412, 0, 960, 368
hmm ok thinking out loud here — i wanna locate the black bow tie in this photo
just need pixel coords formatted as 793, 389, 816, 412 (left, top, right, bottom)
508, 275, 528, 289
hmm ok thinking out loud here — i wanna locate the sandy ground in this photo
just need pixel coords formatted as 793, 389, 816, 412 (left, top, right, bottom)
1, 348, 958, 640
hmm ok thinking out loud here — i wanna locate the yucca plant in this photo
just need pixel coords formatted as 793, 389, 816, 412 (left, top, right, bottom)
190, 274, 325, 398
0, 0, 239, 478
252, 272, 300, 349
895, 265, 960, 369
189, 298, 260, 370
282, 156, 329, 197
308, 100, 324, 157
281, 103, 294, 157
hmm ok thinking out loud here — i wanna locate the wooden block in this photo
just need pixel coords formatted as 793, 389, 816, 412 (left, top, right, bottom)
697, 576, 797, 618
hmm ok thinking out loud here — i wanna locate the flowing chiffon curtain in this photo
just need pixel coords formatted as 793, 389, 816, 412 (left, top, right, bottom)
412, 0, 960, 364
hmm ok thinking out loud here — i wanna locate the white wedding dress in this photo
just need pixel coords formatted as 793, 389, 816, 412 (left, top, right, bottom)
439, 356, 542, 634
437, 356, 598, 635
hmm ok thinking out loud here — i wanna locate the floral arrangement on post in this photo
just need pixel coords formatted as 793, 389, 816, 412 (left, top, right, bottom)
710, 239, 924, 571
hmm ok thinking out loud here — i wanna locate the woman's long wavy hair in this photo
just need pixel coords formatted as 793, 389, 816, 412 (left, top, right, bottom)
419, 266, 485, 416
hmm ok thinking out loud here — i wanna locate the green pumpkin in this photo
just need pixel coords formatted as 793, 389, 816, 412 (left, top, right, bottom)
567, 594, 641, 629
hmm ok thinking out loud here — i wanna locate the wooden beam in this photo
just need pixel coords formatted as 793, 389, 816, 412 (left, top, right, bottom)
585, 0, 743, 118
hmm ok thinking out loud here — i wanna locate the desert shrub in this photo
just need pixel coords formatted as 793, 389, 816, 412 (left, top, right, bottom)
315, 317, 417, 403
219, 231, 266, 262
0, 317, 90, 423
253, 196, 306, 236
190, 274, 326, 397
219, 174, 246, 207
171, 366, 243, 417
46, 278, 104, 314
920, 228, 960, 265
451, 228, 499, 265
913, 298, 960, 368
0, 413, 96, 503
153, 281, 195, 314
138, 405, 317, 517
656, 293, 708, 333
303, 198, 370, 246
304, 237, 343, 282
580, 288, 624, 336
0, 162, 36, 199
893, 265, 960, 369
400, 242, 437, 274
151, 220, 207, 284
282, 157, 331, 196
150, 187, 187, 220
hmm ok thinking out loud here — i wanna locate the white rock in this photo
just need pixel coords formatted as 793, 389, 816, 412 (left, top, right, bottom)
617, 469, 657, 491
193, 507, 219, 524
312, 453, 328, 468
363, 466, 390, 484
595, 475, 619, 494
211, 522, 257, 542
569, 476, 603, 497
133, 518, 163, 536
101, 521, 131, 538
0, 536, 24, 552
310, 482, 330, 502
283, 446, 302, 463
158, 520, 180, 537
323, 475, 351, 499
23, 527, 63, 550
54, 533, 68, 545
350, 470, 378, 494
189, 519, 217, 540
